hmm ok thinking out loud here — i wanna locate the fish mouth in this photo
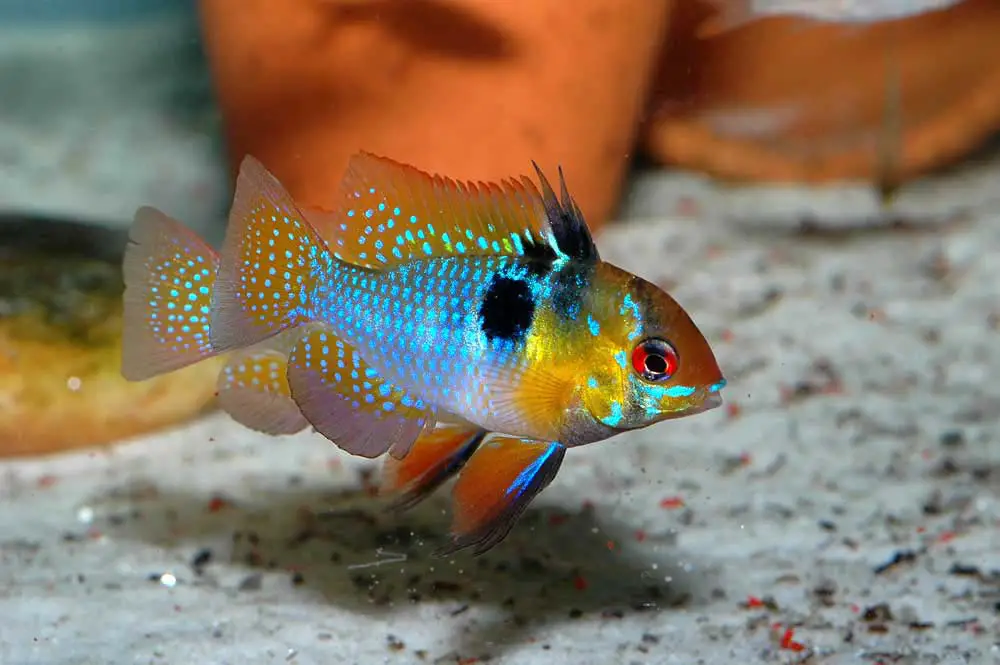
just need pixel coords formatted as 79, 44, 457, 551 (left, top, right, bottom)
691, 378, 727, 415
655, 391, 723, 421
692, 392, 723, 414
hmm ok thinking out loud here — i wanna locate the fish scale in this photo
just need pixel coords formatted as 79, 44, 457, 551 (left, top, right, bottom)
121, 151, 726, 555
311, 255, 523, 423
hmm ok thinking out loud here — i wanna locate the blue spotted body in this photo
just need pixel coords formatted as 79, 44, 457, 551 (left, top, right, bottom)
308, 253, 583, 437
121, 152, 726, 555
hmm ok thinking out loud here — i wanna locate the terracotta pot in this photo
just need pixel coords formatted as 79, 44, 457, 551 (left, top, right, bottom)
643, 0, 1000, 186
198, 0, 672, 231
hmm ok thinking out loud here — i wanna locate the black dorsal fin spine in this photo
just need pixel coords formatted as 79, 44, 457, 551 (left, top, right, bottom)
531, 161, 600, 263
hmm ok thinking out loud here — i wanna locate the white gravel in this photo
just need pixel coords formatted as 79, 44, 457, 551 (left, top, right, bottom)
1, 9, 998, 665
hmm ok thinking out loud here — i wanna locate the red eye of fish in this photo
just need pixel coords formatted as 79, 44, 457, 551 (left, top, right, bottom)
631, 338, 678, 382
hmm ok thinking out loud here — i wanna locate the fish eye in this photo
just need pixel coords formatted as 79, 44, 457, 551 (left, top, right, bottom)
631, 337, 678, 382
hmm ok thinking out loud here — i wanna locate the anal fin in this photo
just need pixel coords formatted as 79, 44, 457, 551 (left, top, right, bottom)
437, 436, 566, 556
286, 324, 434, 459
380, 425, 487, 511
217, 342, 308, 436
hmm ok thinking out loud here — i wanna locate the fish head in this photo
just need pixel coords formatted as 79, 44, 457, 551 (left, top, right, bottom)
575, 263, 726, 435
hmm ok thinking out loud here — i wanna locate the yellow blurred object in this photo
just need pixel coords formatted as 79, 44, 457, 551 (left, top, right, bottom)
0, 230, 222, 458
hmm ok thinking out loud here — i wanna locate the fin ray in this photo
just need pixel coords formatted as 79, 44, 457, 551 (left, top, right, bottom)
531, 161, 599, 262
380, 425, 487, 511
324, 153, 561, 269
475, 362, 577, 441
121, 206, 218, 381
216, 336, 308, 435
211, 156, 333, 353
286, 324, 434, 459
438, 437, 566, 556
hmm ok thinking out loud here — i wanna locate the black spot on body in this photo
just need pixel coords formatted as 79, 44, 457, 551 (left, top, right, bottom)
479, 275, 535, 342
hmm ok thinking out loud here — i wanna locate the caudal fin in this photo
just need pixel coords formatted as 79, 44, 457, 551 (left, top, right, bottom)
211, 156, 333, 354
121, 206, 220, 381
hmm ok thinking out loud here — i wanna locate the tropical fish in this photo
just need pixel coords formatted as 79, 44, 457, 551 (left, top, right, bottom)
121, 153, 726, 554
700, 0, 957, 35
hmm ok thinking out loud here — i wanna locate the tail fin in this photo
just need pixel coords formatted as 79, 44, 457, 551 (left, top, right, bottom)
121, 207, 220, 381
211, 156, 333, 353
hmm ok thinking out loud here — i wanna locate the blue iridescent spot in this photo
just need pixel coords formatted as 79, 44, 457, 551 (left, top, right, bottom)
512, 234, 525, 255
646, 384, 696, 399
506, 442, 561, 498
587, 314, 600, 336
665, 385, 695, 398
601, 402, 624, 427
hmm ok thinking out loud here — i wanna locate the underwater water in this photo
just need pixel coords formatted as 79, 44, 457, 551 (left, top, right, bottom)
0, 0, 227, 240
0, 2, 997, 665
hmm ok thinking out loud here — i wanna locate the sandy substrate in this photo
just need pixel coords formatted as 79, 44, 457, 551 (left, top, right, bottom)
1, 10, 999, 665
1, 177, 998, 664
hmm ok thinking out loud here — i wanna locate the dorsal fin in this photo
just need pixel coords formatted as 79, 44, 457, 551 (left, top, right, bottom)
320, 153, 569, 269
531, 162, 600, 262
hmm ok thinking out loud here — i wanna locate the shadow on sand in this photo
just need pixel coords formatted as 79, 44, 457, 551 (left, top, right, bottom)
93, 475, 713, 659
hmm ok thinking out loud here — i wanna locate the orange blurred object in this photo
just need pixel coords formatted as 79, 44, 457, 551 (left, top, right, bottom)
643, 0, 1000, 187
198, 0, 673, 231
